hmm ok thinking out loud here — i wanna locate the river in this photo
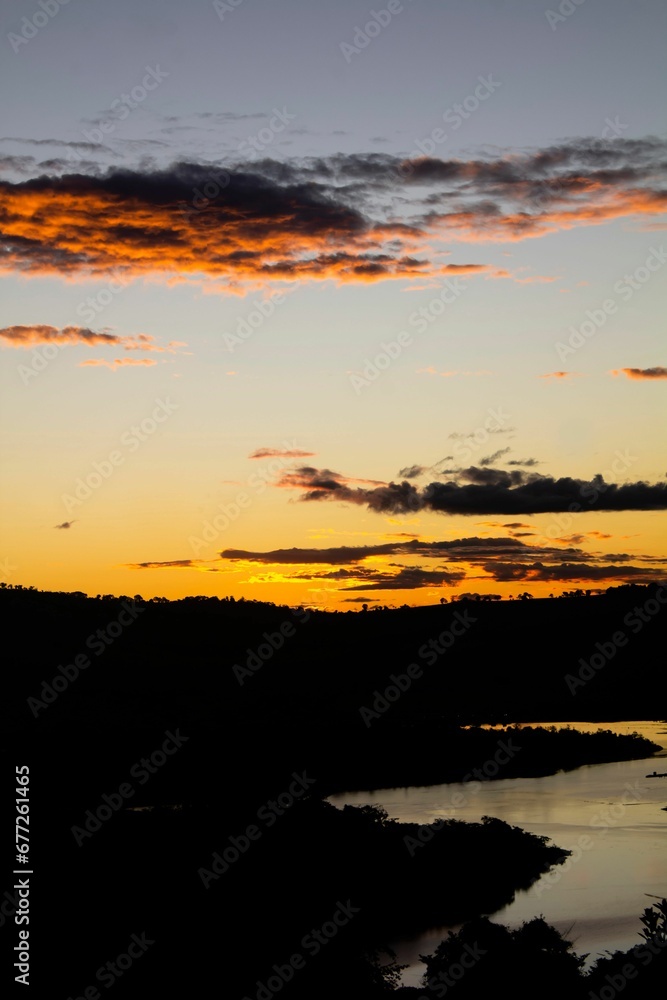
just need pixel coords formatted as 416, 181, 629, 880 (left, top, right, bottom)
328, 720, 667, 987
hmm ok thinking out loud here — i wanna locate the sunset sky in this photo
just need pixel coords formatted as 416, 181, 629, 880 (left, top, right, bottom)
1, 0, 665, 607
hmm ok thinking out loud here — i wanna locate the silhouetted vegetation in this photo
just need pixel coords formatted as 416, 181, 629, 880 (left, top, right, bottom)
11, 788, 572, 997
394, 897, 667, 999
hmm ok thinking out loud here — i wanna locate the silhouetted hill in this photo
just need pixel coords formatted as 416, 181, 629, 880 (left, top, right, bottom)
2, 583, 664, 997
2, 584, 663, 795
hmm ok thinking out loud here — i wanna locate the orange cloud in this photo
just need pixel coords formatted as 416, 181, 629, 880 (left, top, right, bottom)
428, 187, 667, 243
2, 141, 665, 290
0, 170, 431, 289
0, 324, 186, 354
538, 371, 581, 379
440, 264, 494, 275
0, 324, 118, 348
249, 448, 316, 459
610, 367, 667, 380
79, 358, 157, 370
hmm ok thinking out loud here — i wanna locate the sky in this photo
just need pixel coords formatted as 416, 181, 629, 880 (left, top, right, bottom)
0, 0, 665, 608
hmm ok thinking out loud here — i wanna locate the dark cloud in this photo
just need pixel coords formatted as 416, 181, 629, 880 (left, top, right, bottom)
477, 520, 533, 529
162, 111, 267, 126
340, 566, 466, 591
150, 530, 667, 592
126, 560, 214, 569
557, 531, 612, 545
479, 448, 511, 466
449, 427, 514, 439
2, 137, 665, 287
275, 466, 667, 515
398, 456, 455, 478
54, 520, 76, 529
220, 544, 402, 565
0, 163, 428, 286
36, 158, 104, 174
407, 138, 667, 239
290, 568, 368, 581
0, 136, 108, 153
0, 155, 36, 174
486, 562, 667, 584
220, 536, 589, 566
458, 466, 525, 486
398, 464, 427, 479
210, 528, 667, 593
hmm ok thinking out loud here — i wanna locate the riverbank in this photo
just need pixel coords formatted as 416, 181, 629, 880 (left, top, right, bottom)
318, 723, 661, 794
330, 721, 667, 987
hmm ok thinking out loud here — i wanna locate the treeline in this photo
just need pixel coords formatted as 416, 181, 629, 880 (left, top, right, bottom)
397, 898, 667, 999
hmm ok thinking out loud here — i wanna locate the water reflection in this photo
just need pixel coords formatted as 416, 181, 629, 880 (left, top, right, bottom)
329, 720, 667, 987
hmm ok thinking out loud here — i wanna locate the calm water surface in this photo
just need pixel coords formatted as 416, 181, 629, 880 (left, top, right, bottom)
329, 721, 667, 987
